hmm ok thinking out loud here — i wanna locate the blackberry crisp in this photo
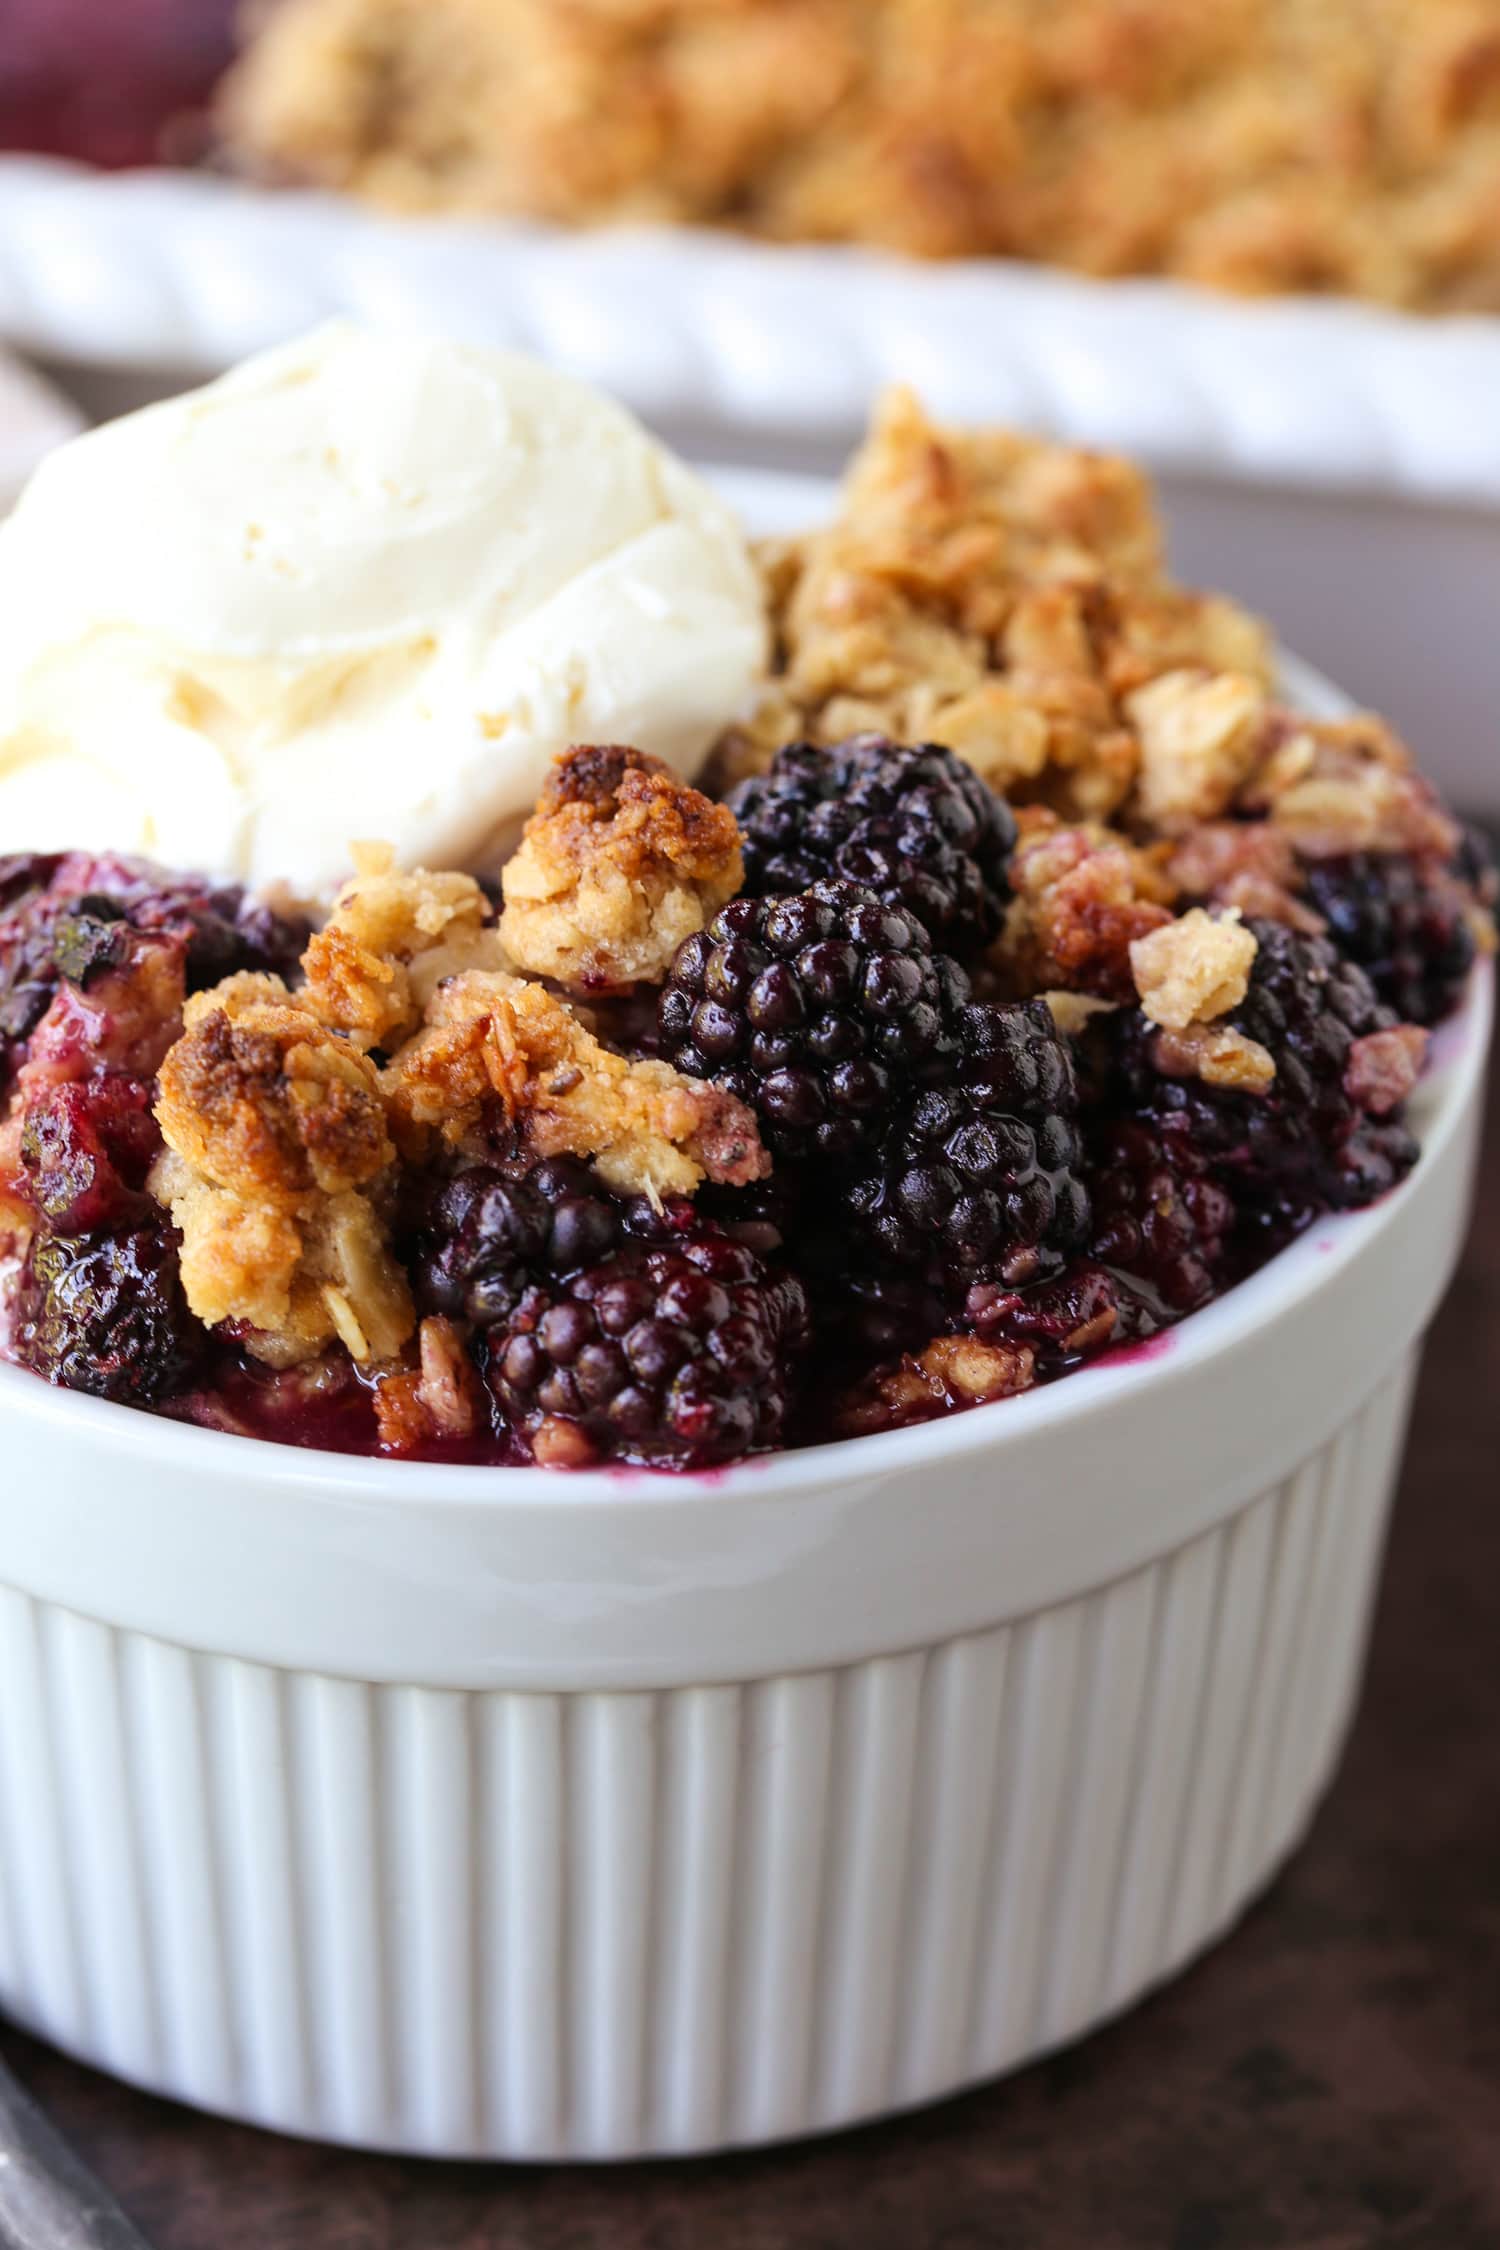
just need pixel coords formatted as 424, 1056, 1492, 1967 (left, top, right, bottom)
727, 736, 1015, 958
487, 1224, 810, 1469
844, 999, 1091, 1294
657, 881, 968, 1160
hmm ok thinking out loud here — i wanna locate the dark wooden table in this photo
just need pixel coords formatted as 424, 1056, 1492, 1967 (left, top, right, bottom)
3, 1049, 1497, 2250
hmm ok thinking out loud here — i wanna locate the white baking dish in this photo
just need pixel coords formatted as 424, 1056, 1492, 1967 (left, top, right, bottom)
0, 560, 1489, 2153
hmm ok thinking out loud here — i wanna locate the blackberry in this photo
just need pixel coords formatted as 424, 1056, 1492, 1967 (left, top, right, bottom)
1110, 918, 1418, 1215
413, 1157, 627, 1326
487, 1228, 810, 1469
0, 853, 66, 1082
1304, 848, 1477, 1025
657, 881, 968, 1161
62, 852, 311, 994
968, 1261, 1151, 1360
844, 1000, 1091, 1294
1085, 1122, 1236, 1314
14, 1223, 202, 1405
727, 736, 1015, 959
0, 850, 307, 1092
20, 1076, 160, 1233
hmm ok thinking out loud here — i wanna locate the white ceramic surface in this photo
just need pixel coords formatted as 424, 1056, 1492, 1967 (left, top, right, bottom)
3, 158, 1500, 505
0, 965, 1484, 2157
0, 468, 1489, 2152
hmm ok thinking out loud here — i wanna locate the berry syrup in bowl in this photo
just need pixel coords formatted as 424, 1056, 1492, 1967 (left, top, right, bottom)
0, 335, 1492, 2161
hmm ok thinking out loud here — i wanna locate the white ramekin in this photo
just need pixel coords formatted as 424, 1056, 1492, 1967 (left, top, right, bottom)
0, 933, 1488, 2155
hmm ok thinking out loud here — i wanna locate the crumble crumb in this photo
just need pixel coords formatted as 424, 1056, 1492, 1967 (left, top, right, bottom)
1167, 820, 1324, 931
1127, 668, 1268, 832
1130, 908, 1258, 1030
719, 391, 1270, 824
160, 987, 393, 1201
0, 1115, 31, 1253
373, 1315, 485, 1452
384, 969, 770, 1199
1152, 1022, 1277, 1093
301, 843, 511, 1052
1240, 714, 1460, 861
499, 744, 743, 989
1346, 1025, 1429, 1116
836, 1333, 1035, 1436
153, 980, 413, 1364
995, 807, 1176, 1002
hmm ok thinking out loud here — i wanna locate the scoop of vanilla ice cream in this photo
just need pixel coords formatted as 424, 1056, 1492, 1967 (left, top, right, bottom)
0, 323, 766, 896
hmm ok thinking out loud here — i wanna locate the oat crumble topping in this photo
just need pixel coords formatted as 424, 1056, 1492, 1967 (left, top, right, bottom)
302, 844, 511, 1053
499, 745, 743, 989
1345, 1024, 1429, 1116
718, 393, 1270, 829
223, 0, 1500, 314
1151, 1021, 1277, 1094
153, 980, 414, 1364
994, 806, 1176, 1003
384, 968, 769, 1199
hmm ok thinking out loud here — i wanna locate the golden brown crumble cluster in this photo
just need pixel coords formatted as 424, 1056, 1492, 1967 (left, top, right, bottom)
153, 978, 415, 1367
384, 966, 766, 1193
716, 391, 1271, 823
223, 0, 1500, 312
499, 744, 743, 987
150, 763, 767, 1369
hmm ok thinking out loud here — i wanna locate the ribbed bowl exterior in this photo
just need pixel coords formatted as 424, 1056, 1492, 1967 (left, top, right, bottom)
0, 1354, 1414, 2160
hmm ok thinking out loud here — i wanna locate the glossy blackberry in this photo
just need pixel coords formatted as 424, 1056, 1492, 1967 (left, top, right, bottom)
487, 1229, 810, 1469
0, 850, 307, 1091
727, 736, 1015, 958
1085, 1122, 1236, 1314
413, 1157, 627, 1326
657, 881, 968, 1161
14, 1223, 202, 1405
1304, 848, 1477, 1025
0, 853, 66, 1084
19, 1076, 161, 1233
1112, 918, 1418, 1213
968, 1260, 1151, 1359
844, 1000, 1091, 1293
60, 852, 310, 993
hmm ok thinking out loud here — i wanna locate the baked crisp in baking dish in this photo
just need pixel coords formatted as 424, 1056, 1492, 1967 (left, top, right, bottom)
222, 0, 1500, 311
